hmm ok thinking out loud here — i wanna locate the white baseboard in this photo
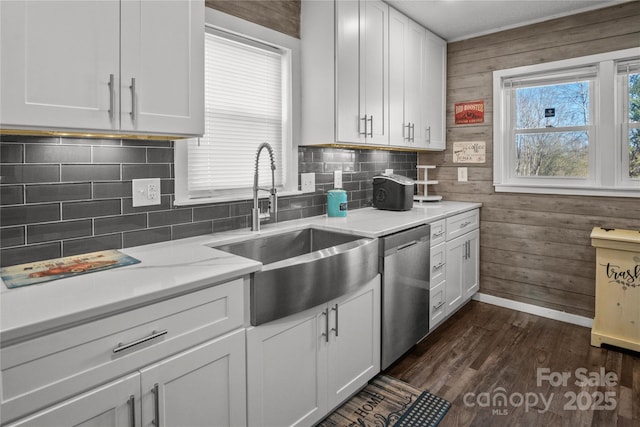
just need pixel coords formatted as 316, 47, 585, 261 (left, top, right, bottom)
472, 293, 593, 328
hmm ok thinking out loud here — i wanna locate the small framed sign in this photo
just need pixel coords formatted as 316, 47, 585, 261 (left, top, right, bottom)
545, 108, 555, 118
453, 141, 486, 163
455, 100, 484, 125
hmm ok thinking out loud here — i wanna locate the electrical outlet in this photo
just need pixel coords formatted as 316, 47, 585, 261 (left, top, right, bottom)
132, 178, 161, 207
301, 173, 315, 193
384, 169, 393, 175
334, 170, 342, 188
458, 167, 468, 182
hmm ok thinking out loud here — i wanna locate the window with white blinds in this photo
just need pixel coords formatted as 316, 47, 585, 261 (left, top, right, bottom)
186, 29, 287, 199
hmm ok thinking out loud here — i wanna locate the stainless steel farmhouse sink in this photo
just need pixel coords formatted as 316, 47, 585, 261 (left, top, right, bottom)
210, 228, 378, 325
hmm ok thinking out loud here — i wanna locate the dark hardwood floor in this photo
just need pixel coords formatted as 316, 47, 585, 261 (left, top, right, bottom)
385, 301, 640, 427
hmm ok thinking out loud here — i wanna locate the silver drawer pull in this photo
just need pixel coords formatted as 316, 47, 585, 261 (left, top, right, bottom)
433, 262, 445, 271
460, 220, 472, 228
152, 383, 160, 426
128, 395, 136, 427
433, 301, 445, 310
432, 230, 444, 238
113, 330, 168, 354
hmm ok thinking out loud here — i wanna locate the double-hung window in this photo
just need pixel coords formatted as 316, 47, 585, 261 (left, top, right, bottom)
618, 59, 640, 185
175, 14, 299, 205
493, 47, 640, 197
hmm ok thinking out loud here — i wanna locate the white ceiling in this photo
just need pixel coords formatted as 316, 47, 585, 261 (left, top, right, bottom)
384, 0, 629, 42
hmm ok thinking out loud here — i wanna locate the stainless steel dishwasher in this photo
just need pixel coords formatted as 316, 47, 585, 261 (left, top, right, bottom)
380, 224, 430, 369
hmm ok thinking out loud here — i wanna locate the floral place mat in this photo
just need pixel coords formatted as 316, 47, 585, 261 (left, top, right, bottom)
1, 250, 141, 289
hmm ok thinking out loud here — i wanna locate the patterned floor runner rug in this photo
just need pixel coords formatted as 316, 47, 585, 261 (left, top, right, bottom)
317, 375, 451, 427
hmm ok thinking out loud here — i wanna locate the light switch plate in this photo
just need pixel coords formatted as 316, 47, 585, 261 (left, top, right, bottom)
334, 170, 342, 188
301, 173, 315, 193
384, 169, 393, 175
458, 167, 468, 182
132, 178, 161, 207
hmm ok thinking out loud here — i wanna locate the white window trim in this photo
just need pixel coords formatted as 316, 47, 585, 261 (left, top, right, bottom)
174, 8, 301, 206
493, 47, 640, 198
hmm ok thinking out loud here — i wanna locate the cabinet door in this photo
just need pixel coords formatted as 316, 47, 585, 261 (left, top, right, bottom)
7, 373, 140, 427
445, 235, 465, 315
247, 307, 328, 427
422, 31, 446, 150
140, 330, 246, 427
405, 20, 426, 147
429, 280, 447, 330
463, 229, 480, 298
120, 0, 204, 136
335, 0, 362, 144
327, 276, 381, 409
0, 1, 120, 131
388, 9, 407, 146
360, 0, 389, 145
336, 0, 388, 145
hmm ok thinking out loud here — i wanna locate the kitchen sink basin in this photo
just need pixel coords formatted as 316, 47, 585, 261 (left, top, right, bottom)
210, 228, 379, 325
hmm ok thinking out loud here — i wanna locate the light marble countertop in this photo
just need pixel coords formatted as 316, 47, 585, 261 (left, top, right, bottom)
0, 200, 480, 344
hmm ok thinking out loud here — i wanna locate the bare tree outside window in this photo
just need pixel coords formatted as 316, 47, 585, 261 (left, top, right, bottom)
514, 81, 590, 178
628, 73, 640, 179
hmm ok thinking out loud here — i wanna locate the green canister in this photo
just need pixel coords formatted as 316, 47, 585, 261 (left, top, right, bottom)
327, 189, 347, 217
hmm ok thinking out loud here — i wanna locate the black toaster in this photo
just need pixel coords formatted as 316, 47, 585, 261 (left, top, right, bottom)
372, 174, 414, 211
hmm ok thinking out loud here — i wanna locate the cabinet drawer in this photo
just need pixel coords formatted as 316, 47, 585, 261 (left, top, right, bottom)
429, 281, 446, 330
429, 242, 446, 286
1, 279, 244, 424
446, 209, 479, 241
429, 219, 446, 246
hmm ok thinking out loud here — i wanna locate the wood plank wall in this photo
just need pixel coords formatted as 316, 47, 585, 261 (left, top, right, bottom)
205, 0, 301, 38
420, 1, 640, 318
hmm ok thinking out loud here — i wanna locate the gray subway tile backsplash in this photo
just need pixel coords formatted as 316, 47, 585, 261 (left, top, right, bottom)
26, 183, 92, 204
61, 164, 120, 182
0, 136, 416, 267
27, 219, 93, 244
1, 164, 60, 184
1, 186, 24, 205
25, 144, 91, 163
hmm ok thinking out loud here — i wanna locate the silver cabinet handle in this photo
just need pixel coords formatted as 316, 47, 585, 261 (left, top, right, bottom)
426, 126, 431, 144
331, 304, 339, 337
113, 330, 167, 354
128, 395, 136, 427
410, 123, 415, 142
367, 115, 373, 137
404, 123, 411, 140
460, 220, 472, 228
433, 262, 445, 271
321, 308, 329, 342
360, 115, 368, 136
432, 230, 444, 238
108, 74, 115, 123
152, 383, 160, 426
130, 77, 137, 124
433, 301, 445, 310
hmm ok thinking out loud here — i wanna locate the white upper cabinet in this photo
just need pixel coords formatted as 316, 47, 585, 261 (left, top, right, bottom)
301, 0, 445, 150
0, 1, 121, 132
422, 30, 447, 150
336, 0, 389, 145
389, 10, 427, 148
120, 0, 203, 136
0, 0, 204, 137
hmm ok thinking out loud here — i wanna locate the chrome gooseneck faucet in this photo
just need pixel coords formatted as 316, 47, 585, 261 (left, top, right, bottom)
252, 142, 278, 231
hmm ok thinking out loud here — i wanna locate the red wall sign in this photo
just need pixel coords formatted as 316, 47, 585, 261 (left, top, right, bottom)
454, 100, 484, 125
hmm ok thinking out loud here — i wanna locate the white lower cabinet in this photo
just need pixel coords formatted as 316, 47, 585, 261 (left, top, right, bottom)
6, 373, 141, 427
247, 276, 381, 427
140, 330, 247, 427
1, 279, 247, 427
446, 228, 479, 314
429, 210, 480, 331
8, 331, 246, 427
